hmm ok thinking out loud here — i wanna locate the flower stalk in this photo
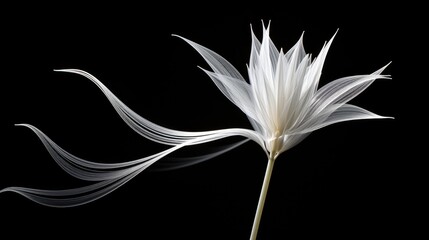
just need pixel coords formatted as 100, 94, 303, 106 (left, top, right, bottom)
250, 152, 276, 240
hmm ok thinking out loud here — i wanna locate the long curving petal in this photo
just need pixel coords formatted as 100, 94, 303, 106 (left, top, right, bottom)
172, 35, 246, 81
301, 30, 337, 98
0, 168, 144, 207
2, 123, 261, 207
292, 64, 391, 129
199, 69, 258, 122
1, 68, 268, 207
54, 69, 265, 148
288, 104, 391, 135
14, 124, 164, 181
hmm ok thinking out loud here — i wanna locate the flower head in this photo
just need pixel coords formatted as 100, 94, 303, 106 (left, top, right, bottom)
1, 23, 391, 208
176, 23, 390, 159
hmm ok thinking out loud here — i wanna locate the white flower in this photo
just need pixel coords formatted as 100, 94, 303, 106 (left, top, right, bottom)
175, 24, 390, 159
1, 23, 391, 238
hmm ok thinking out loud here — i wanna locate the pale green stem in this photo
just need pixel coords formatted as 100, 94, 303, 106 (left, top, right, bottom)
250, 152, 276, 240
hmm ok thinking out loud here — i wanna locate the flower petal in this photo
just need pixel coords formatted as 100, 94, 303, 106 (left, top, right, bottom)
280, 133, 310, 153
152, 139, 249, 171
310, 63, 391, 117
301, 30, 338, 97
200, 68, 259, 123
0, 170, 143, 207
289, 104, 391, 135
14, 124, 160, 181
258, 22, 279, 81
284, 32, 306, 63
277, 35, 309, 130
5, 123, 261, 207
173, 35, 246, 81
54, 69, 264, 147
248, 24, 261, 73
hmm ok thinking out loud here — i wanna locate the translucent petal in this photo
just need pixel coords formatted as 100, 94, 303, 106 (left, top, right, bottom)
199, 68, 257, 122
284, 32, 306, 62
289, 104, 391, 135
14, 124, 164, 181
1, 69, 268, 207
280, 133, 310, 153
152, 139, 249, 171
311, 64, 390, 116
3, 123, 261, 207
54, 69, 264, 147
249, 24, 262, 72
299, 30, 338, 104
173, 35, 245, 81
258, 22, 279, 81
0, 170, 142, 207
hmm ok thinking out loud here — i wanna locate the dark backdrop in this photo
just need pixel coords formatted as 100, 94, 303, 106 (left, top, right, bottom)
1, 3, 416, 239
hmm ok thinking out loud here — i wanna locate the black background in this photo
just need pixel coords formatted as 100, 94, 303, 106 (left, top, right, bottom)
1, 3, 418, 239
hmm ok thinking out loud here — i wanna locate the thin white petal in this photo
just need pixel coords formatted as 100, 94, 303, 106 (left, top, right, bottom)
54, 69, 264, 147
301, 30, 338, 97
0, 169, 143, 207
199, 68, 258, 122
311, 64, 391, 116
259, 22, 279, 81
284, 32, 306, 62
172, 35, 245, 81
14, 124, 160, 181
289, 104, 391, 135
280, 133, 310, 153
249, 24, 261, 73
2, 68, 267, 207
5, 123, 263, 207
153, 139, 249, 171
